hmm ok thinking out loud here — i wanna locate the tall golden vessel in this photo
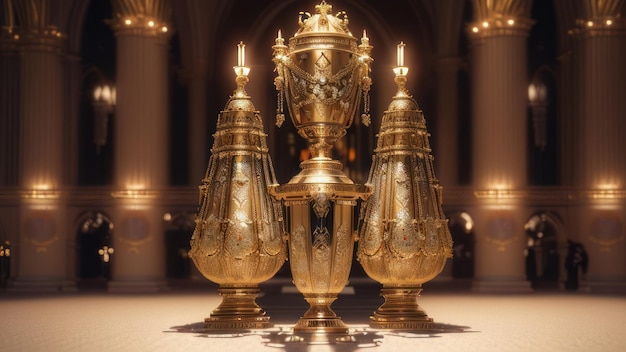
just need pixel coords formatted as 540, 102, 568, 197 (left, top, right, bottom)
189, 43, 286, 329
270, 1, 373, 337
357, 47, 453, 330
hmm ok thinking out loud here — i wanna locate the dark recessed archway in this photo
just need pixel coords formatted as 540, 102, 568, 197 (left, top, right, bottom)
76, 211, 114, 289
525, 212, 561, 289
448, 211, 475, 279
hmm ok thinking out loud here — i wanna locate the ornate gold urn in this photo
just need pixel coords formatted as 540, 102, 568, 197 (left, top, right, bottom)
357, 48, 453, 330
270, 1, 372, 337
189, 44, 286, 329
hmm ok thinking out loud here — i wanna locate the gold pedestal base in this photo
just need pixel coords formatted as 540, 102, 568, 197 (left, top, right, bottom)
293, 295, 349, 335
370, 286, 435, 330
204, 286, 271, 330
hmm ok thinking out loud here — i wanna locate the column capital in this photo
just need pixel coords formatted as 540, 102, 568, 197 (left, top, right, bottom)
109, 0, 173, 39
569, 18, 626, 38
2, 26, 64, 53
467, 16, 533, 40
109, 15, 173, 40
0, 26, 20, 51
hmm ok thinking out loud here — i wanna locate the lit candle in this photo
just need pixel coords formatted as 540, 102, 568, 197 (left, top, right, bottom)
362, 29, 368, 41
397, 41, 405, 67
237, 41, 245, 67
278, 30, 282, 40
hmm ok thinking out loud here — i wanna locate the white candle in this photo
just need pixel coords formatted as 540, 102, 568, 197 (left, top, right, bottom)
397, 41, 405, 67
237, 41, 245, 67
278, 30, 282, 39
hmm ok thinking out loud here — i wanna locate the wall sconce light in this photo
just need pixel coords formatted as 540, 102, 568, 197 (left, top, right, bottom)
528, 81, 548, 150
92, 84, 116, 153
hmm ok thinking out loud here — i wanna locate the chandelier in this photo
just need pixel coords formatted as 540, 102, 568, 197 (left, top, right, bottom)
189, 0, 452, 341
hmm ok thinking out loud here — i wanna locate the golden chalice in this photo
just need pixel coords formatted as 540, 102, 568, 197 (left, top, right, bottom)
270, 1, 372, 338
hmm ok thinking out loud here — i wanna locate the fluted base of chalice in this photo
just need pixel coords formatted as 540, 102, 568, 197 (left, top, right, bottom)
204, 285, 271, 330
286, 294, 355, 343
370, 285, 435, 330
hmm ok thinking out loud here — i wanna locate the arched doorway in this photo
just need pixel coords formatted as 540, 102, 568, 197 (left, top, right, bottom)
76, 211, 113, 289
164, 212, 194, 280
449, 212, 475, 279
525, 212, 560, 289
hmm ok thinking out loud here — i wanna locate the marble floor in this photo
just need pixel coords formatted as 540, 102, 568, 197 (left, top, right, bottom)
1, 280, 624, 352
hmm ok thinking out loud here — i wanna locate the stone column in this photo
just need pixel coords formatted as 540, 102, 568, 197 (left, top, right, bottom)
187, 66, 208, 185
435, 57, 462, 189
434, 57, 462, 281
11, 27, 74, 291
468, 15, 534, 292
0, 29, 20, 186
63, 53, 83, 186
108, 10, 171, 292
572, 17, 626, 293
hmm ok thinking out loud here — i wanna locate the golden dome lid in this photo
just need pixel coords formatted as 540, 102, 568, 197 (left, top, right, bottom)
289, 1, 357, 54
217, 72, 263, 131
380, 73, 423, 128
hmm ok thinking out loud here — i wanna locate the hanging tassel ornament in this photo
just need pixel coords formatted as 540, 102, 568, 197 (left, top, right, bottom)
272, 30, 287, 128
358, 29, 373, 127
361, 82, 371, 126
275, 77, 285, 127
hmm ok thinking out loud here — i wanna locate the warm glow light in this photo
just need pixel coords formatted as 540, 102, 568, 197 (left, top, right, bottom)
587, 21, 594, 27
124, 19, 132, 25
27, 184, 60, 199
161, 26, 168, 32
460, 212, 474, 233
606, 19, 613, 26
396, 41, 405, 67
163, 213, 172, 221
148, 21, 155, 27
392, 66, 409, 76
528, 84, 537, 102
507, 19, 515, 25
93, 86, 102, 101
482, 21, 489, 28
234, 66, 251, 76
348, 148, 356, 162
102, 85, 111, 102
93, 85, 116, 105
597, 183, 618, 190
237, 41, 246, 67
98, 246, 114, 263
472, 26, 479, 33
127, 184, 145, 191
474, 184, 527, 200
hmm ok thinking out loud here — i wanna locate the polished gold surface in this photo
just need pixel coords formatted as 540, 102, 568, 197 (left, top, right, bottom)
192, 0, 451, 337
357, 61, 453, 330
189, 57, 286, 330
273, 0, 372, 163
270, 1, 372, 337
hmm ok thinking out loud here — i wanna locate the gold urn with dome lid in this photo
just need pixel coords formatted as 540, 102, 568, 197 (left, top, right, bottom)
189, 43, 286, 329
357, 46, 453, 329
